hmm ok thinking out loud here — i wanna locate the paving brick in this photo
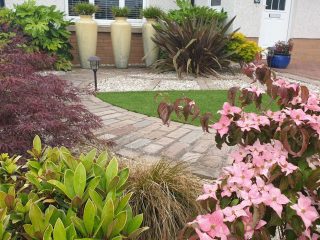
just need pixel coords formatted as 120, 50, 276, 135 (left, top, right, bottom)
144, 130, 166, 140
94, 109, 116, 116
180, 152, 203, 163
155, 137, 175, 146
116, 148, 141, 159
133, 119, 154, 128
109, 125, 136, 136
143, 144, 164, 154
101, 118, 119, 125
97, 133, 116, 140
101, 113, 125, 120
115, 132, 143, 146
192, 140, 212, 153
179, 131, 203, 144
167, 128, 191, 139
125, 138, 151, 149
162, 142, 189, 159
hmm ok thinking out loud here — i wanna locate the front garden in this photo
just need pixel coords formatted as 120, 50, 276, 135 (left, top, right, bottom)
1, 0, 320, 239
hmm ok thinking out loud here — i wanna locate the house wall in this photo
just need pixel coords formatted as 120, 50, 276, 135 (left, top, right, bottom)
290, 0, 320, 39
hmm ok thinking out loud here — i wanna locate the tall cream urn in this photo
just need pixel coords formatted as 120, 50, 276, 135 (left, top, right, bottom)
111, 17, 132, 69
142, 18, 159, 67
75, 15, 98, 69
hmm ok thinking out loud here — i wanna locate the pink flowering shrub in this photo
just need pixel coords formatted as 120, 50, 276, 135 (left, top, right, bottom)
160, 60, 320, 239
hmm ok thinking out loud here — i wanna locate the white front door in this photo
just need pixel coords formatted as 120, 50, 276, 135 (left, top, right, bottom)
258, 0, 292, 48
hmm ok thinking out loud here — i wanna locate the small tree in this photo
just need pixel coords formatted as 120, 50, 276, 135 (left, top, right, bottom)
158, 57, 320, 239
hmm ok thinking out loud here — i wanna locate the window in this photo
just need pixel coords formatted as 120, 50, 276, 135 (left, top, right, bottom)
209, 0, 222, 10
266, 0, 286, 11
0, 0, 5, 7
67, 0, 144, 24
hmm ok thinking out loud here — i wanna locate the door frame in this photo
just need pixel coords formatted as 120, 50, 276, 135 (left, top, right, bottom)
258, 0, 295, 46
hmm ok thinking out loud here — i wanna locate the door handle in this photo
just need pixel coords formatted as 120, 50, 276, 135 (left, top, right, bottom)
269, 13, 281, 18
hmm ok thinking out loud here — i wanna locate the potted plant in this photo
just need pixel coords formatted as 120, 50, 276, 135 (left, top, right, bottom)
111, 7, 131, 69
141, 7, 163, 67
74, 2, 98, 69
267, 39, 293, 69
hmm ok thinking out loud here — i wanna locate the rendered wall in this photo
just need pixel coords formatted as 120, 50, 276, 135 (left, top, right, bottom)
290, 0, 320, 39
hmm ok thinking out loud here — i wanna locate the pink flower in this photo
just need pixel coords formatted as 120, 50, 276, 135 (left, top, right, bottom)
245, 86, 265, 97
195, 211, 230, 239
212, 115, 231, 136
285, 109, 308, 126
266, 110, 286, 123
291, 193, 319, 229
304, 94, 320, 112
218, 102, 242, 116
222, 203, 248, 222
195, 228, 214, 240
242, 208, 267, 239
277, 155, 298, 176
197, 183, 219, 201
263, 187, 289, 217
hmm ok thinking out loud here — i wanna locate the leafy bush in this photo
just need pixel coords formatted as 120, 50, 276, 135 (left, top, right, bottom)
2, 0, 73, 71
112, 6, 130, 18
0, 136, 147, 239
159, 60, 320, 239
128, 160, 202, 240
0, 23, 101, 156
74, 2, 98, 15
271, 39, 294, 56
226, 32, 262, 63
153, 17, 236, 78
167, 0, 227, 25
140, 6, 164, 19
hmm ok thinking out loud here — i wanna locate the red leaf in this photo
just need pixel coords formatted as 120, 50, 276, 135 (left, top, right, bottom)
157, 102, 174, 126
300, 85, 309, 104
200, 112, 213, 133
280, 126, 310, 157
227, 87, 239, 106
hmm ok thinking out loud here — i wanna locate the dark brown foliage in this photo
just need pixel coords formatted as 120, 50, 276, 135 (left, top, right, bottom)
152, 17, 237, 78
0, 24, 101, 155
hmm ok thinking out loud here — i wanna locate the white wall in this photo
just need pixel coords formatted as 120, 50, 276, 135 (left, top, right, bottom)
290, 0, 320, 39
233, 0, 264, 38
6, 0, 66, 12
148, 0, 178, 11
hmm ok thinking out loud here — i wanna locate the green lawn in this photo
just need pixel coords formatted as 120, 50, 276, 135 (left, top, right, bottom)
97, 90, 278, 126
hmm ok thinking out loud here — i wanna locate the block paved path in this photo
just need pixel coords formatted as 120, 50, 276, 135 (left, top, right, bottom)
62, 69, 235, 178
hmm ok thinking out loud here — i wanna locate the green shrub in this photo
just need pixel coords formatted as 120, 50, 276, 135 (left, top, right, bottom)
112, 6, 130, 18
73, 2, 98, 15
9, 0, 73, 71
140, 7, 164, 19
167, 0, 227, 25
128, 160, 202, 240
0, 136, 147, 239
153, 17, 236, 78
226, 32, 262, 63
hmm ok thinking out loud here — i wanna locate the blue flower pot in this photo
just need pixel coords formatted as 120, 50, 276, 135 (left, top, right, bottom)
267, 54, 291, 69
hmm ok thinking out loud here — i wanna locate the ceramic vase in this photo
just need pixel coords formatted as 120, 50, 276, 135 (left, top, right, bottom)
142, 18, 159, 67
111, 17, 132, 68
75, 15, 98, 69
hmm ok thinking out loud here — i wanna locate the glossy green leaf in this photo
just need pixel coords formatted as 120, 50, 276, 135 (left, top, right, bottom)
73, 163, 86, 198
110, 211, 127, 237
53, 218, 66, 240
33, 135, 42, 154
106, 158, 118, 186
83, 199, 96, 235
116, 193, 133, 214
64, 169, 75, 199
126, 214, 143, 234
29, 204, 43, 232
48, 180, 70, 199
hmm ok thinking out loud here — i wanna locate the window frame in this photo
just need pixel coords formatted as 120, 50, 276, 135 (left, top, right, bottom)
65, 0, 148, 26
208, 0, 222, 11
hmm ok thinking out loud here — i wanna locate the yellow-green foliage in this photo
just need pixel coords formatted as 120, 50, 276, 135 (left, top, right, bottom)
227, 32, 262, 63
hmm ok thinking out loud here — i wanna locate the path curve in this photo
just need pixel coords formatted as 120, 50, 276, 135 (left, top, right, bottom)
62, 68, 234, 178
